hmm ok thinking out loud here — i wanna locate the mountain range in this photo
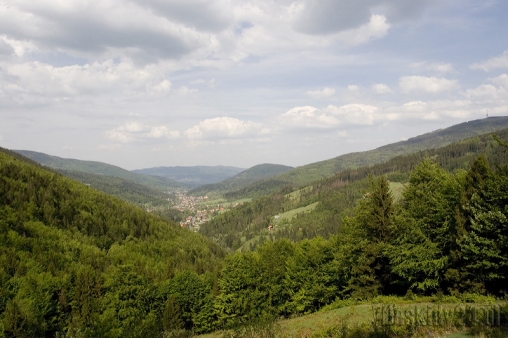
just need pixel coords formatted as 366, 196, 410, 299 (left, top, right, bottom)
217, 116, 508, 200
13, 116, 508, 204
3, 116, 508, 337
132, 165, 245, 187
188, 163, 294, 197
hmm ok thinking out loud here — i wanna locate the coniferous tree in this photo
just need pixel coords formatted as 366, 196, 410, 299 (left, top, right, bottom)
335, 176, 394, 298
162, 295, 184, 336
456, 154, 508, 294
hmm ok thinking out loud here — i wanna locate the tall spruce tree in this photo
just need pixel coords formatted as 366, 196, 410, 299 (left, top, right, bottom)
387, 160, 460, 294
335, 176, 395, 298
456, 154, 508, 294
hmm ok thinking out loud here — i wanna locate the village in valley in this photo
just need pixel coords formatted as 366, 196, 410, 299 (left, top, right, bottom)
172, 191, 241, 231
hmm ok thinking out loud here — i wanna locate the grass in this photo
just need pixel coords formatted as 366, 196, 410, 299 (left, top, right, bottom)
196, 197, 227, 207
198, 298, 508, 338
285, 186, 313, 201
232, 198, 252, 205
196, 197, 251, 208
278, 304, 372, 337
273, 202, 319, 225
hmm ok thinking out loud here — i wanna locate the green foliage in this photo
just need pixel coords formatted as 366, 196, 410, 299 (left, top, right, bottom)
14, 149, 184, 191
200, 127, 508, 253
4, 125, 508, 337
162, 295, 184, 334
57, 169, 175, 208
216, 117, 508, 200
189, 163, 293, 196
456, 158, 508, 294
0, 148, 225, 337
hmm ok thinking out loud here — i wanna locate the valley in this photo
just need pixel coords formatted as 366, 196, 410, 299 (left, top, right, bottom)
2, 117, 508, 337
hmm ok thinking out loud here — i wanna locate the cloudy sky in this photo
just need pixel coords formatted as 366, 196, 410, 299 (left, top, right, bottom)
1, 0, 508, 170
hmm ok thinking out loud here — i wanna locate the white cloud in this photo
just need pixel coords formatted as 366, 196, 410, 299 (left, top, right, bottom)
427, 62, 455, 74
305, 87, 335, 99
372, 83, 392, 94
0, 1, 208, 63
399, 76, 459, 94
411, 61, 455, 75
279, 104, 377, 130
383, 100, 475, 121
105, 122, 179, 142
123, 122, 146, 133
151, 80, 172, 95
336, 14, 390, 46
348, 85, 360, 91
0, 60, 177, 106
292, 0, 432, 35
464, 84, 506, 101
460, 74, 508, 104
279, 106, 339, 129
491, 74, 508, 90
325, 104, 377, 125
0, 38, 15, 56
147, 126, 180, 139
184, 117, 262, 139
471, 51, 508, 71
176, 86, 198, 96
105, 129, 130, 143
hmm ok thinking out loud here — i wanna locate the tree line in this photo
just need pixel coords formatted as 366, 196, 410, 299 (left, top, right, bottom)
199, 130, 508, 251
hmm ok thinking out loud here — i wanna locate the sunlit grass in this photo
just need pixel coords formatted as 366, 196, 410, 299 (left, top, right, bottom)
273, 202, 319, 225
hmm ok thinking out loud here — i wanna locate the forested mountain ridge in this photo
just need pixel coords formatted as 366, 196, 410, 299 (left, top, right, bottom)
56, 169, 176, 208
2, 135, 508, 336
132, 165, 245, 187
0, 147, 225, 336
189, 163, 293, 197
222, 116, 508, 200
199, 128, 508, 252
14, 150, 185, 191
193, 133, 508, 332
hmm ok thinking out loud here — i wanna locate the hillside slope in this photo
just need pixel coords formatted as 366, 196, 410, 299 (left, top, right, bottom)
14, 150, 185, 191
132, 165, 245, 187
200, 127, 508, 251
0, 146, 224, 337
224, 116, 508, 199
189, 163, 293, 196
57, 169, 175, 207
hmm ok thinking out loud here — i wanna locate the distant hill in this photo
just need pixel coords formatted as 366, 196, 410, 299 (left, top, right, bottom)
223, 116, 508, 199
189, 163, 293, 196
14, 150, 185, 191
200, 127, 508, 251
132, 165, 245, 187
57, 169, 175, 207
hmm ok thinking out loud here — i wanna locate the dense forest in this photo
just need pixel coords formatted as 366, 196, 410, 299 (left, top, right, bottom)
0, 148, 225, 337
201, 139, 508, 328
1, 131, 508, 337
200, 129, 508, 251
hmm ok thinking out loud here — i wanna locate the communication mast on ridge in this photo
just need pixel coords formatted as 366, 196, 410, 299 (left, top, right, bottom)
486, 109, 489, 118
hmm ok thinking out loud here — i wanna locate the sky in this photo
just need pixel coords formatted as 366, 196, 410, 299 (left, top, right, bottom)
1, 0, 508, 170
